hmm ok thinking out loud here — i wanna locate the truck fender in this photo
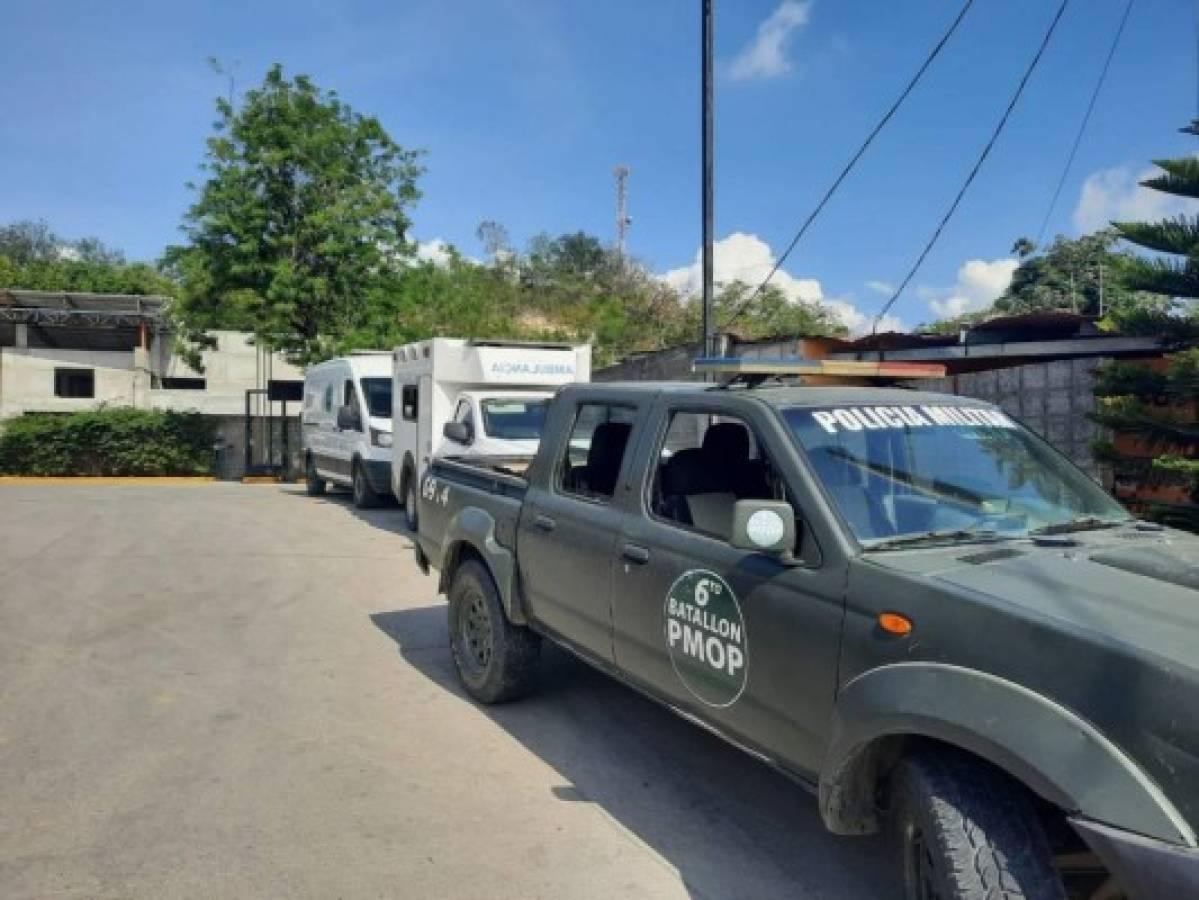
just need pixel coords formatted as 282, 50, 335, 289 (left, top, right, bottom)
819, 662, 1195, 847
437, 506, 526, 625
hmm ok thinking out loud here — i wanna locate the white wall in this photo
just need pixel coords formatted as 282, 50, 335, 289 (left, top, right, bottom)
0, 330, 304, 419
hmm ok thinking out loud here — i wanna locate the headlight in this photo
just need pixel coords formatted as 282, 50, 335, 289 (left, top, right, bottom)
370, 428, 393, 448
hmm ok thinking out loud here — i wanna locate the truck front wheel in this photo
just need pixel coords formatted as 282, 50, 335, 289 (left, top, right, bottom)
448, 560, 540, 704
889, 751, 1066, 900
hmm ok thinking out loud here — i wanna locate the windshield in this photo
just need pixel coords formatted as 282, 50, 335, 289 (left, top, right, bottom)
782, 403, 1130, 547
481, 398, 549, 440
360, 378, 392, 419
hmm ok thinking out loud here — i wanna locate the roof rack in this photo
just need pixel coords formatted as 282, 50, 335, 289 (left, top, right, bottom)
693, 356, 946, 388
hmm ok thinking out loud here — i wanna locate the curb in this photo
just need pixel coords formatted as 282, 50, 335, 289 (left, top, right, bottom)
0, 476, 218, 485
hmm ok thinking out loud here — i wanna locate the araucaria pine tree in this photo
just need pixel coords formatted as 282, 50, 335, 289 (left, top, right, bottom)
1093, 122, 1199, 530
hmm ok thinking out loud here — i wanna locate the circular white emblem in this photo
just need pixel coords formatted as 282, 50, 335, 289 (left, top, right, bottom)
745, 509, 785, 548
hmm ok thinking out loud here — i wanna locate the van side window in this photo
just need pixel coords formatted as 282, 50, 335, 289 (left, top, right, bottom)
323, 383, 333, 413
650, 411, 780, 541
401, 384, 418, 422
557, 403, 637, 502
344, 380, 362, 421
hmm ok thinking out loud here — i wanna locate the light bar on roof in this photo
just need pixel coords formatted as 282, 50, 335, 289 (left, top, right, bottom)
692, 356, 946, 379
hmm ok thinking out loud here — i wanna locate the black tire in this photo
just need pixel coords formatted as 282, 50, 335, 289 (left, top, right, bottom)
352, 461, 381, 508
890, 751, 1066, 900
448, 560, 540, 704
403, 470, 419, 532
305, 455, 326, 496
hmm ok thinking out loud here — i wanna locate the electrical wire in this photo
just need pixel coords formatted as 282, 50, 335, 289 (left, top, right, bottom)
1036, 0, 1134, 247
872, 0, 1072, 333
722, 0, 976, 330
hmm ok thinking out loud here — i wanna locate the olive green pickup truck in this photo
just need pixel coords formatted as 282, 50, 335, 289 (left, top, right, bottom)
412, 379, 1199, 900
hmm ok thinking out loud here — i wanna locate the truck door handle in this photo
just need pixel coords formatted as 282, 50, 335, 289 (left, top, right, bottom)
533, 514, 556, 532
621, 544, 650, 565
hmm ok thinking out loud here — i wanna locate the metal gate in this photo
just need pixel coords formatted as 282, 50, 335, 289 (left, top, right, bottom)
244, 381, 302, 478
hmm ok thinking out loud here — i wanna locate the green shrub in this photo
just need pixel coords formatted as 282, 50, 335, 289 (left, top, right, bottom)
0, 408, 216, 476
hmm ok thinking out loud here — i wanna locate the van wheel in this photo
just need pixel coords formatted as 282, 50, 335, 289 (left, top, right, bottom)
305, 456, 326, 496
448, 560, 540, 704
890, 751, 1066, 900
352, 461, 380, 508
403, 472, 419, 532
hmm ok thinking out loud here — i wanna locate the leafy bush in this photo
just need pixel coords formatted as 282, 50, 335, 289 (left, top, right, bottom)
0, 408, 216, 476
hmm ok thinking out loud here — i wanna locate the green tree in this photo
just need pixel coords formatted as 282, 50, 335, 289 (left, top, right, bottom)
166, 64, 424, 363
1093, 122, 1199, 531
0, 219, 176, 296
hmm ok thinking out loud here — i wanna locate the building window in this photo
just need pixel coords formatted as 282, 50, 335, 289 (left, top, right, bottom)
54, 368, 94, 398
160, 377, 207, 390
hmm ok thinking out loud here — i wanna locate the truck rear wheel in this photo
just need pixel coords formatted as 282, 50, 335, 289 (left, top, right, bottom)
403, 471, 419, 532
448, 560, 540, 704
352, 461, 381, 509
889, 751, 1066, 900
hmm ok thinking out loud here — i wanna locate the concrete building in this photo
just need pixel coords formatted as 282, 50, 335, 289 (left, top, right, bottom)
0, 290, 304, 477
596, 313, 1169, 478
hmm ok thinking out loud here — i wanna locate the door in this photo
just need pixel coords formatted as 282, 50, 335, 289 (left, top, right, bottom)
518, 397, 646, 663
611, 400, 845, 776
417, 374, 433, 481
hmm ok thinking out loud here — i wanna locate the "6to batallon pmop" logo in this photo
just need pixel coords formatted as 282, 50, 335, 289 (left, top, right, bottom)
663, 569, 748, 707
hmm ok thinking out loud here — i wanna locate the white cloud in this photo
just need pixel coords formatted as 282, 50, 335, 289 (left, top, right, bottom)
865, 279, 894, 296
415, 238, 455, 267
661, 231, 903, 335
729, 1, 812, 82
1073, 164, 1198, 233
923, 257, 1018, 320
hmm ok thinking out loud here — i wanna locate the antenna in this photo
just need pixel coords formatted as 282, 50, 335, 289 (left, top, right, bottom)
614, 165, 631, 257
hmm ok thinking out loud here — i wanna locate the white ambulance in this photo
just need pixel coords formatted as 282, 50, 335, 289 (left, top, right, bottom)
301, 353, 395, 508
391, 339, 590, 529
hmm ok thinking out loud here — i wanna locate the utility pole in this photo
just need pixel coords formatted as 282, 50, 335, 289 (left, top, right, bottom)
701, 0, 715, 359
614, 165, 631, 259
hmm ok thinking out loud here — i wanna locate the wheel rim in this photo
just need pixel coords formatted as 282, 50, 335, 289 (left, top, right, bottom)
907, 825, 941, 900
354, 469, 364, 503
457, 589, 492, 678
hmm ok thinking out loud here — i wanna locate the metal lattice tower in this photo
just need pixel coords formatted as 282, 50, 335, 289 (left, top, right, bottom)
614, 165, 631, 257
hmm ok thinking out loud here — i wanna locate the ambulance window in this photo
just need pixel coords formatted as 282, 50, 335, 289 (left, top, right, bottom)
401, 385, 418, 421
558, 403, 637, 502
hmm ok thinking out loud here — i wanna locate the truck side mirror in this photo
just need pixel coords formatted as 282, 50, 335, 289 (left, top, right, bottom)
336, 404, 361, 432
730, 500, 797, 556
443, 421, 473, 445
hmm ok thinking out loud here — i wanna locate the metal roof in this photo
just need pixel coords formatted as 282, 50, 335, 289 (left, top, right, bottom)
0, 290, 171, 328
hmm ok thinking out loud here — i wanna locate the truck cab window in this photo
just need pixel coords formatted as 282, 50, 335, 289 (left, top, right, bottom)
650, 412, 779, 540
558, 403, 637, 501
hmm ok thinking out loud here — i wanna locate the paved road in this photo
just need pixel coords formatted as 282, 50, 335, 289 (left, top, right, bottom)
0, 483, 892, 899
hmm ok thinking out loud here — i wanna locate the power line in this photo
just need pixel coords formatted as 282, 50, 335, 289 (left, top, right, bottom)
723, 0, 976, 329
1036, 0, 1134, 246
872, 0, 1072, 333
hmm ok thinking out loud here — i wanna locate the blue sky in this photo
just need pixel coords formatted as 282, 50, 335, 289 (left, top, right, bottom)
2, 0, 1196, 330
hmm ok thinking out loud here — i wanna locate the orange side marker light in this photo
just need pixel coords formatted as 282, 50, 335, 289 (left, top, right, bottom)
878, 612, 913, 636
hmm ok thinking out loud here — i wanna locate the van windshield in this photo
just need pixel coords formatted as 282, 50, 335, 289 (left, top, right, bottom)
782, 404, 1130, 547
360, 378, 392, 418
481, 398, 549, 440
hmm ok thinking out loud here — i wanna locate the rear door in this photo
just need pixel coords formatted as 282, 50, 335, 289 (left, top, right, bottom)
518, 390, 651, 664
611, 395, 846, 776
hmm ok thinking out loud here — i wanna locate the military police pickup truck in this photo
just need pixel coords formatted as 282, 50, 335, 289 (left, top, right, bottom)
412, 370, 1199, 900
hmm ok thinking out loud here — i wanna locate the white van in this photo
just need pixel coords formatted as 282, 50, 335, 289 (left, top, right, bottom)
301, 353, 395, 508
392, 339, 590, 528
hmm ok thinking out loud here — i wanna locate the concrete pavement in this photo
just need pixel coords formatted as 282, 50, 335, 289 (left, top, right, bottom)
0, 483, 892, 899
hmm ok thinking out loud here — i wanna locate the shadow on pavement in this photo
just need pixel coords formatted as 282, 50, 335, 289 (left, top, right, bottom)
370, 604, 894, 900
289, 485, 415, 540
